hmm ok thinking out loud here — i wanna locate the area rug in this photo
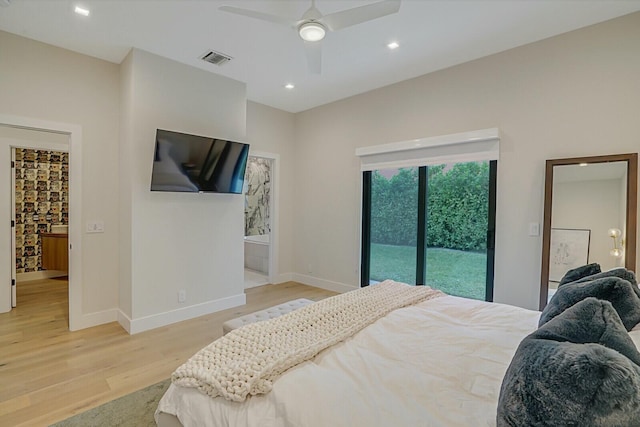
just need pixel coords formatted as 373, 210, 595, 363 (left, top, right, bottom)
50, 379, 171, 427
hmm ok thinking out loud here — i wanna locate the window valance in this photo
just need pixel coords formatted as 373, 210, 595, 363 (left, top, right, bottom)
355, 128, 500, 171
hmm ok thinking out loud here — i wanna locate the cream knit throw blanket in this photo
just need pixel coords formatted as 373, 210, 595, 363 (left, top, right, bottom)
172, 280, 444, 402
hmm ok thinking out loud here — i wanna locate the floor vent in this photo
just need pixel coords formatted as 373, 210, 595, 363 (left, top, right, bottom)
201, 50, 233, 66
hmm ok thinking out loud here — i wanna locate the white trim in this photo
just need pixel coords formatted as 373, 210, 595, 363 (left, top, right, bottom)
292, 273, 357, 294
356, 128, 500, 171
74, 308, 118, 330
246, 150, 280, 287
0, 114, 83, 331
119, 293, 247, 335
272, 272, 294, 284
355, 128, 500, 157
3, 138, 69, 152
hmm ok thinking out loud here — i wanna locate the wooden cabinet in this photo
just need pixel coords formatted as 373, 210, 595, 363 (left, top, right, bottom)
41, 233, 68, 271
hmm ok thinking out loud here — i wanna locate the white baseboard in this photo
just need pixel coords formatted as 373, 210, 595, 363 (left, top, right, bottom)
291, 273, 358, 294
70, 308, 118, 331
117, 310, 133, 334
118, 293, 247, 335
17, 270, 67, 282
271, 272, 293, 284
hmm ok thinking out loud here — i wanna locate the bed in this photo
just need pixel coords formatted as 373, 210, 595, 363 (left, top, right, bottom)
155, 269, 640, 427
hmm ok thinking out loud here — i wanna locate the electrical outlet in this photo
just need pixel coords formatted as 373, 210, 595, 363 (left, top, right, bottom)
178, 290, 186, 303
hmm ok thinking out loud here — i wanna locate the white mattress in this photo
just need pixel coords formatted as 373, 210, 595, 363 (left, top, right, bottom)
156, 295, 542, 427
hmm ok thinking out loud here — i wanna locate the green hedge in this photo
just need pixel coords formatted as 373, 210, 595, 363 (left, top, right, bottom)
370, 162, 489, 251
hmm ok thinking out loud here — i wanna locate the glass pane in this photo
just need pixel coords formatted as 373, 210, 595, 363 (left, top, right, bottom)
425, 162, 489, 299
369, 167, 418, 285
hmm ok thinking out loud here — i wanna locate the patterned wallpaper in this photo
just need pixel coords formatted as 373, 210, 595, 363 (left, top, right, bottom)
244, 157, 271, 236
14, 148, 69, 273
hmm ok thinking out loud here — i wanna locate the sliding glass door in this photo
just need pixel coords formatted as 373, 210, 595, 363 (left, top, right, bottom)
361, 160, 496, 301
368, 167, 419, 285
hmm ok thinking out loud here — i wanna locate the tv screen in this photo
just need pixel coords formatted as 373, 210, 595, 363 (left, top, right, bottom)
150, 129, 249, 194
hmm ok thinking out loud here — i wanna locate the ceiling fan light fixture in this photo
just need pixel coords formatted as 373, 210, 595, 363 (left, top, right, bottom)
299, 21, 326, 42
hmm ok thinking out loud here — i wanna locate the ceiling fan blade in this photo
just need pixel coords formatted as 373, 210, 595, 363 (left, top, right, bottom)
304, 41, 322, 74
218, 5, 294, 27
321, 0, 401, 31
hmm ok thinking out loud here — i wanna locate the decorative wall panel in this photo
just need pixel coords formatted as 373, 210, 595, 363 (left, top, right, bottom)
14, 148, 69, 273
244, 157, 271, 236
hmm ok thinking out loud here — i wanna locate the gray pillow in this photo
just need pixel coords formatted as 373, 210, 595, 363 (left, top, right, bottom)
569, 267, 638, 289
540, 275, 640, 331
558, 263, 601, 286
498, 298, 640, 427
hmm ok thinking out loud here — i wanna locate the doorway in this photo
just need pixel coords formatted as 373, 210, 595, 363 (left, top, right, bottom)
243, 152, 279, 289
12, 147, 69, 311
361, 160, 497, 301
0, 116, 82, 331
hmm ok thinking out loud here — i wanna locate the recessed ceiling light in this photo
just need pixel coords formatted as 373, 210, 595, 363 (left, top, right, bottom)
285, 83, 295, 90
387, 42, 399, 50
74, 6, 90, 16
579, 162, 588, 167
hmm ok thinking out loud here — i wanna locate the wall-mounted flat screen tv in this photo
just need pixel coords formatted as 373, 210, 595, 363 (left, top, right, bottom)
150, 129, 250, 194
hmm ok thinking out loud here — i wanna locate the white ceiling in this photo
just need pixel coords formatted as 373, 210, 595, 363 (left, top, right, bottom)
1, 0, 639, 113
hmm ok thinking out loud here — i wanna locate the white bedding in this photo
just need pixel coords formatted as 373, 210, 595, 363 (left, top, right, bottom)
156, 296, 542, 427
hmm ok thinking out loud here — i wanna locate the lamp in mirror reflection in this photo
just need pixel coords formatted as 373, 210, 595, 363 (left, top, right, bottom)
608, 228, 623, 257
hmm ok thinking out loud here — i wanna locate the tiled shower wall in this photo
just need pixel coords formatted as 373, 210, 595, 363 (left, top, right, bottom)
14, 148, 69, 273
244, 157, 271, 236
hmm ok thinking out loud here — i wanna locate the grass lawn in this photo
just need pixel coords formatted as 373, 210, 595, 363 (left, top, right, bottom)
370, 243, 487, 300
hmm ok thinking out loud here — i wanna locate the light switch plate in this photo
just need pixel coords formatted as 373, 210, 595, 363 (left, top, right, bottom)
86, 220, 104, 233
529, 222, 540, 236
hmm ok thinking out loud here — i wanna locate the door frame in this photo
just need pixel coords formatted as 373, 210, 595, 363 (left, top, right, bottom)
0, 114, 83, 330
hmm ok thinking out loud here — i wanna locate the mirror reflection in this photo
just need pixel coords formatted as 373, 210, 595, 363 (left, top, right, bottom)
547, 162, 627, 301
539, 153, 637, 310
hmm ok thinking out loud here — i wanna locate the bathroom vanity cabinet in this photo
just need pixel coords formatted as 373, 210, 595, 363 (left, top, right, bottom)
41, 233, 68, 271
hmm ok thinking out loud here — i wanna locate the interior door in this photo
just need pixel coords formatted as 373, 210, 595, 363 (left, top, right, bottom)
10, 147, 16, 307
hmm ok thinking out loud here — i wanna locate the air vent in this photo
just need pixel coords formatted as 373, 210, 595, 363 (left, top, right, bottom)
201, 50, 233, 66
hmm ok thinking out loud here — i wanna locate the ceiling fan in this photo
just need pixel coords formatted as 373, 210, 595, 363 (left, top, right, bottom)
219, 0, 401, 74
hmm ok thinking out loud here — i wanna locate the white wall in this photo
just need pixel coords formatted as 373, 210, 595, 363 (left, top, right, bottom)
2, 11, 639, 328
553, 179, 623, 272
246, 102, 296, 282
0, 31, 120, 319
118, 49, 248, 333
292, 12, 640, 309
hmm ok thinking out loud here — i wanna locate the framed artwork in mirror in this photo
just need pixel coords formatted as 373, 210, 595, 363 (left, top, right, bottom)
549, 228, 591, 282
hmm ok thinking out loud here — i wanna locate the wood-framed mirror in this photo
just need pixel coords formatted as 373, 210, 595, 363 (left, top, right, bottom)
539, 153, 638, 310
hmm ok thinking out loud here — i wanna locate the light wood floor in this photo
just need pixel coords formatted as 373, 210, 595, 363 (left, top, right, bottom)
0, 278, 337, 426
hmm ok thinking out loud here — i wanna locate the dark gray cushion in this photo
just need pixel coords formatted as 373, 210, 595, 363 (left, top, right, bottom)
558, 263, 601, 286
540, 274, 640, 331
569, 267, 638, 289
498, 298, 640, 427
